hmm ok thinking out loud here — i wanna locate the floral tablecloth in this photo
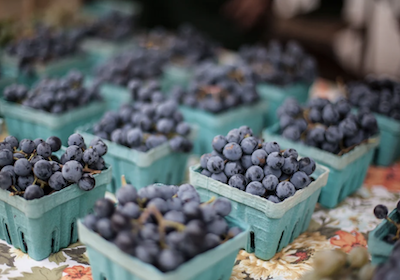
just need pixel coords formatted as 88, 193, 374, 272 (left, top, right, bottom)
0, 79, 398, 280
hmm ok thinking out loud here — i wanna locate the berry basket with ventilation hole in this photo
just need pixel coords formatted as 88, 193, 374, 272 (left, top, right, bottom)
263, 98, 380, 208
346, 78, 400, 166
0, 71, 106, 145
368, 203, 400, 264
0, 133, 111, 260
238, 41, 316, 127
78, 183, 249, 280
169, 62, 267, 155
189, 126, 329, 260
76, 90, 194, 193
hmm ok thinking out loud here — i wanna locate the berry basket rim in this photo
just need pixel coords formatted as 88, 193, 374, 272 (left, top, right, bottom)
189, 163, 329, 219
0, 162, 112, 219
78, 214, 249, 280
76, 123, 197, 168
264, 123, 380, 170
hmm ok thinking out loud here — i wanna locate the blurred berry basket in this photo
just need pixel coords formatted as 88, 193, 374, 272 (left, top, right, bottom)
78, 214, 248, 280
0, 160, 111, 261
161, 64, 193, 93
86, 80, 132, 111
371, 113, 400, 166
263, 124, 379, 208
1, 52, 92, 85
81, 38, 137, 63
82, 0, 142, 18
179, 101, 266, 155
257, 83, 311, 127
77, 125, 191, 193
189, 163, 329, 260
0, 96, 106, 146
368, 209, 399, 264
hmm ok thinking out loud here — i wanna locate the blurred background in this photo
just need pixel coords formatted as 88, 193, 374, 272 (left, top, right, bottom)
0, 0, 399, 82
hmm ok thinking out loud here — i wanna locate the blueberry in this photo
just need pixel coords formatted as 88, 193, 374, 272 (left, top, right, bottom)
283, 148, 298, 158
322, 104, 340, 125
276, 181, 296, 200
68, 133, 85, 148
64, 145, 83, 161
245, 165, 264, 182
78, 173, 96, 191
262, 141, 280, 154
24, 184, 44, 200
251, 149, 268, 166
325, 126, 343, 143
374, 204, 388, 219
95, 198, 115, 218
212, 135, 228, 153
245, 181, 265, 196
266, 152, 284, 169
49, 171, 68, 191
281, 156, 299, 175
14, 158, 32, 176
224, 161, 243, 177
321, 142, 339, 154
46, 136, 62, 152
262, 175, 279, 192
201, 169, 211, 177
61, 160, 83, 183
211, 172, 228, 184
212, 197, 231, 216
263, 165, 282, 178
290, 171, 311, 189
19, 139, 35, 154
33, 160, 53, 180
200, 153, 212, 169
307, 127, 325, 143
308, 107, 322, 123
206, 156, 225, 173
238, 126, 253, 139
226, 129, 240, 143
223, 143, 243, 161
228, 174, 247, 191
116, 184, 138, 205
298, 157, 316, 175
267, 195, 281, 203
240, 137, 258, 155
282, 125, 301, 141
4, 136, 19, 149
339, 118, 358, 138
241, 155, 253, 169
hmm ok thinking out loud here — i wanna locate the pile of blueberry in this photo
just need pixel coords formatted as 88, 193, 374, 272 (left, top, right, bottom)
239, 40, 317, 86
168, 24, 218, 65
373, 239, 400, 280
347, 78, 400, 120
170, 63, 259, 114
199, 126, 316, 203
3, 70, 102, 114
5, 25, 84, 72
0, 133, 108, 200
93, 81, 192, 153
94, 48, 168, 86
83, 183, 242, 272
278, 98, 379, 154
373, 201, 400, 244
86, 11, 136, 41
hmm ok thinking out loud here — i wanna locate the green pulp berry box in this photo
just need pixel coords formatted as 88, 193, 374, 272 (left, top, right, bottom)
179, 101, 267, 155
77, 125, 190, 193
189, 163, 329, 261
263, 124, 380, 208
81, 38, 137, 63
256, 83, 311, 127
368, 209, 399, 264
1, 52, 93, 84
372, 113, 400, 166
81, 0, 142, 18
78, 214, 248, 280
0, 162, 112, 261
161, 64, 193, 93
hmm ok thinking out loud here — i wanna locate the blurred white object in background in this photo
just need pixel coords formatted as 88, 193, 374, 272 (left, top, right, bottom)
342, 0, 373, 28
333, 29, 363, 73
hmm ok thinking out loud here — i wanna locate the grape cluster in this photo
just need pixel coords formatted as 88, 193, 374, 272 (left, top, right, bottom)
86, 11, 136, 41
83, 182, 242, 272
168, 24, 217, 65
301, 247, 374, 280
278, 98, 379, 154
5, 25, 84, 72
0, 133, 107, 200
199, 126, 316, 203
170, 63, 259, 113
373, 240, 400, 280
93, 82, 192, 153
94, 48, 168, 86
373, 201, 400, 244
3, 70, 101, 114
239, 40, 317, 86
347, 78, 400, 120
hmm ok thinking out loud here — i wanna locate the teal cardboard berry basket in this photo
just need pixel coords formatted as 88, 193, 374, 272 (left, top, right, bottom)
1, 52, 93, 84
81, 38, 137, 63
179, 101, 267, 155
82, 0, 142, 17
0, 96, 106, 145
0, 164, 111, 261
263, 124, 380, 209
95, 82, 131, 111
161, 64, 193, 93
78, 215, 248, 280
372, 113, 400, 166
189, 163, 329, 261
368, 209, 399, 264
77, 125, 190, 193
256, 83, 311, 127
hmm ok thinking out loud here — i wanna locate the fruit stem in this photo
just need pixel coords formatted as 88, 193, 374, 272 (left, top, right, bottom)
201, 196, 216, 205
83, 167, 101, 174
121, 175, 127, 186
